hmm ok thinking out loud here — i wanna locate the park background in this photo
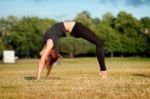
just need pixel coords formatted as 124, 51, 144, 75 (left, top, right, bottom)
0, 0, 150, 99
0, 0, 150, 58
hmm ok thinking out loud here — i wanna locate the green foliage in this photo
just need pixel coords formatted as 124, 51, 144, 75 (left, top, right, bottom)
73, 11, 97, 54
0, 16, 18, 32
114, 11, 150, 54
59, 37, 90, 57
1, 16, 56, 57
0, 37, 5, 58
140, 17, 150, 29
94, 17, 120, 55
0, 11, 150, 58
115, 11, 140, 36
73, 11, 95, 30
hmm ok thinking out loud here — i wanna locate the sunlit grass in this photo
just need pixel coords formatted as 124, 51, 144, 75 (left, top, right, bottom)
0, 57, 150, 99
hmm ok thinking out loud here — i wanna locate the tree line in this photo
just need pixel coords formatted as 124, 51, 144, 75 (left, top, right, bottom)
0, 11, 150, 58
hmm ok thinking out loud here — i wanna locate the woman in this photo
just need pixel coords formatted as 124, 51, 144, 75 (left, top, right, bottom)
36, 21, 107, 80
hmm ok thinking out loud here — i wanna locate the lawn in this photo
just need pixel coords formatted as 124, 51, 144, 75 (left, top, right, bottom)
0, 57, 150, 99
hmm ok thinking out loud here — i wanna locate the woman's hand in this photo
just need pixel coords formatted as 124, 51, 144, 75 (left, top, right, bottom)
39, 51, 43, 57
99, 71, 108, 79
39, 46, 46, 57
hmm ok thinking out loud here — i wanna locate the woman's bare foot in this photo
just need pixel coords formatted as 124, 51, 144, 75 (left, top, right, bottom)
99, 71, 108, 79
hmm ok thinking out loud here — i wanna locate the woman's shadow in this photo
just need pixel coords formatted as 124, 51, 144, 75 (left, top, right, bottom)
132, 73, 150, 78
24, 76, 61, 80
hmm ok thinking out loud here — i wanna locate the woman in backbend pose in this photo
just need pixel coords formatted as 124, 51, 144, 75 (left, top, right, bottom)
36, 21, 107, 80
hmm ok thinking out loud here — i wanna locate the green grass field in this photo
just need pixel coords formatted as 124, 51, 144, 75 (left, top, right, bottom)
0, 57, 150, 99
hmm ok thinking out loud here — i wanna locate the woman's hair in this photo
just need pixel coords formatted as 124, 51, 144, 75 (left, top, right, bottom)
47, 48, 61, 66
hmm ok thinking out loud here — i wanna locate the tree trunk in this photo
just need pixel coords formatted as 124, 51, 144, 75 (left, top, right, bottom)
111, 52, 114, 57
69, 52, 74, 58
121, 54, 123, 57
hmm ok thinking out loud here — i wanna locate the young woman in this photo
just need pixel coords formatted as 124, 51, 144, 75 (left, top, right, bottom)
36, 21, 107, 80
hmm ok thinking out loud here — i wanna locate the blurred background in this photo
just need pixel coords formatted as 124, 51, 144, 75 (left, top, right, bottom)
0, 0, 150, 59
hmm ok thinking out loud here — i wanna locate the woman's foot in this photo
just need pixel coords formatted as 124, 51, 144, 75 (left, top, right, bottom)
99, 71, 108, 79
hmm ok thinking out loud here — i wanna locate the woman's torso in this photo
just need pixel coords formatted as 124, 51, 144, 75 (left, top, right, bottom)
43, 21, 75, 48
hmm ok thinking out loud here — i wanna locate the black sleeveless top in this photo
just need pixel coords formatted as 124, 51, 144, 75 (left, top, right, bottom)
43, 22, 66, 48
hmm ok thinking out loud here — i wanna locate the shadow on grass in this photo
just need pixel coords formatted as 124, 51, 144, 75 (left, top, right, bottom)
24, 76, 61, 80
24, 76, 36, 80
132, 74, 150, 78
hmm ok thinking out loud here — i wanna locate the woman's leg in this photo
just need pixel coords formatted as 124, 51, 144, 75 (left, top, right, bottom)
36, 39, 54, 80
72, 23, 107, 78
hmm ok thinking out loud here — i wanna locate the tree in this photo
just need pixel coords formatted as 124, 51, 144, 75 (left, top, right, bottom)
140, 17, 150, 35
0, 16, 18, 32
114, 11, 145, 54
93, 12, 121, 57
0, 36, 5, 59
94, 22, 121, 57
140, 17, 150, 55
0, 16, 18, 59
9, 16, 56, 57
59, 37, 90, 58
73, 11, 95, 30
0, 11, 150, 58
73, 11, 97, 55
102, 12, 115, 27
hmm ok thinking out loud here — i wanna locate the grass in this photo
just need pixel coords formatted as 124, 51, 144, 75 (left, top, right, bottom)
0, 57, 150, 99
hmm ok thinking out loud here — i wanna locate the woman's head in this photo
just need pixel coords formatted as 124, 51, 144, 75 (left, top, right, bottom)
47, 48, 61, 65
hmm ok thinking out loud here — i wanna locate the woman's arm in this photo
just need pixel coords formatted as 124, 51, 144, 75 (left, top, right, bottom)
36, 39, 53, 80
46, 64, 53, 77
39, 46, 46, 56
